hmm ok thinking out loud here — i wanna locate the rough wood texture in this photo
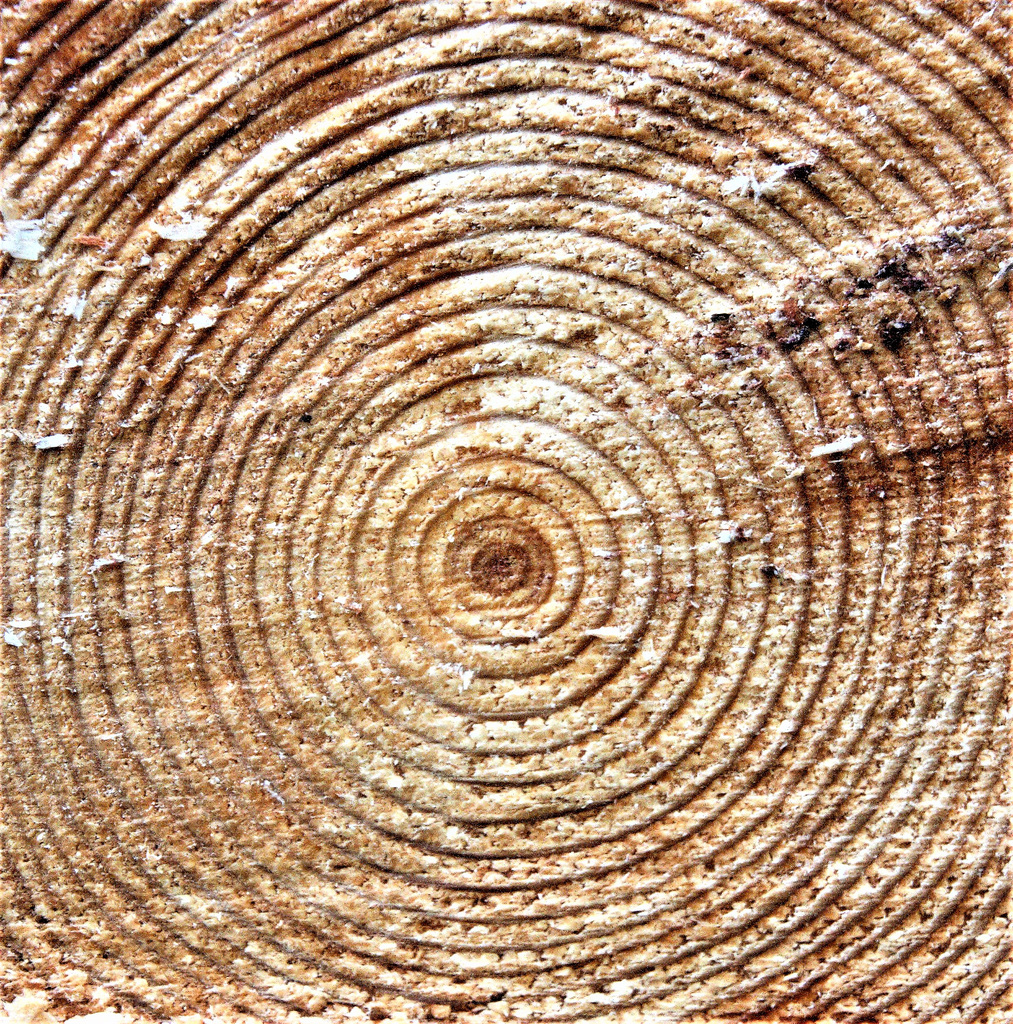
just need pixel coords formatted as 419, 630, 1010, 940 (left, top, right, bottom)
1, 1, 1010, 1021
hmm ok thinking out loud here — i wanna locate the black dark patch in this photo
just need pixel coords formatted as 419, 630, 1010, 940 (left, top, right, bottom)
875, 257, 908, 280
936, 228, 965, 251
783, 317, 820, 350
761, 564, 781, 579
299, 413, 313, 423
785, 162, 816, 181
710, 312, 733, 323
880, 319, 914, 351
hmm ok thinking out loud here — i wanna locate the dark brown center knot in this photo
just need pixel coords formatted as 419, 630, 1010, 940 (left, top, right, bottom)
468, 542, 532, 595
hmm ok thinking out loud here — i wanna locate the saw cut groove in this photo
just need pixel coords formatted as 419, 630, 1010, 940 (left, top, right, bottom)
0, 1, 1010, 1022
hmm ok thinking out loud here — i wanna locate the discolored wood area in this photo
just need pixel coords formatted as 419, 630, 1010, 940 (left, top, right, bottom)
0, 1, 1010, 1022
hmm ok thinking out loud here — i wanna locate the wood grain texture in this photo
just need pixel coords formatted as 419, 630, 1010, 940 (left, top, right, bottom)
0, 1, 1010, 1021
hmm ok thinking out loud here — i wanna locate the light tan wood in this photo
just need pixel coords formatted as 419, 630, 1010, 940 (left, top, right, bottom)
0, 1, 1010, 1021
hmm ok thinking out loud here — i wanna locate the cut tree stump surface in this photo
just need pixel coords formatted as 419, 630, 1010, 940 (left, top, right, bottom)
0, 1, 1010, 1022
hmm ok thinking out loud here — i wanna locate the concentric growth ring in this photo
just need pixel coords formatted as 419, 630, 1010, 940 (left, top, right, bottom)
0, 1, 1010, 1022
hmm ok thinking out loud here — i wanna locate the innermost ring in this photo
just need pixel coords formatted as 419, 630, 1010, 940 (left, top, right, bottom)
442, 513, 557, 616
468, 542, 532, 595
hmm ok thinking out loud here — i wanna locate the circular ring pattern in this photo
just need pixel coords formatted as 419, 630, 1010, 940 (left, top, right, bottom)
0, 1, 1010, 1022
